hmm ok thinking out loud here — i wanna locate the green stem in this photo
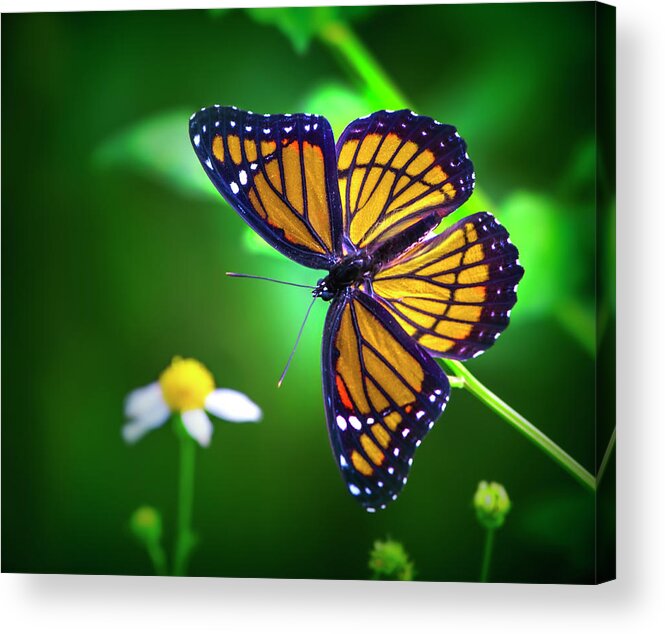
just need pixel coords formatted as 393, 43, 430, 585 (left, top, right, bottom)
444, 359, 596, 492
319, 21, 408, 110
480, 527, 495, 582
447, 375, 466, 389
173, 422, 197, 576
597, 428, 616, 485
146, 540, 168, 576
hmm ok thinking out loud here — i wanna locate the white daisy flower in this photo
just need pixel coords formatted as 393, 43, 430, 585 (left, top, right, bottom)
123, 356, 261, 447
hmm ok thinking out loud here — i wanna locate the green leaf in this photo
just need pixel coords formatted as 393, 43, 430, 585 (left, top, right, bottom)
242, 226, 290, 262
558, 136, 596, 196
496, 191, 597, 353
300, 82, 373, 137
497, 191, 577, 319
93, 110, 217, 201
246, 7, 336, 54
246, 6, 377, 54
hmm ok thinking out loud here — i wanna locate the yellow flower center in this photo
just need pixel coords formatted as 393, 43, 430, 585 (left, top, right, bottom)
159, 357, 215, 412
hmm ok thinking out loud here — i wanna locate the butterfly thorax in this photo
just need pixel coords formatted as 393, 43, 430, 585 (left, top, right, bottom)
315, 216, 443, 302
315, 254, 375, 302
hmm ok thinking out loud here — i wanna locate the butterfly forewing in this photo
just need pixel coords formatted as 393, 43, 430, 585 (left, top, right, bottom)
322, 288, 450, 511
373, 212, 524, 360
190, 106, 343, 269
336, 110, 475, 252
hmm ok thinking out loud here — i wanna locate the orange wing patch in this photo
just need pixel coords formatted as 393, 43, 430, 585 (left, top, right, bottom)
334, 297, 426, 421
336, 375, 354, 410
227, 134, 243, 165
351, 451, 374, 476
210, 135, 277, 165
212, 136, 225, 162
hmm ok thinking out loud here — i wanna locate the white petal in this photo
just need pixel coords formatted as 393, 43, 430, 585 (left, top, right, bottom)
205, 388, 262, 423
122, 382, 170, 444
182, 409, 213, 447
125, 382, 169, 422
122, 414, 168, 444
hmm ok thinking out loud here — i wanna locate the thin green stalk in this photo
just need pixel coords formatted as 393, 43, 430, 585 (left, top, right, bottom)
319, 21, 408, 110
146, 541, 167, 576
444, 359, 596, 492
447, 375, 466, 389
480, 527, 495, 583
597, 428, 616, 485
173, 422, 197, 576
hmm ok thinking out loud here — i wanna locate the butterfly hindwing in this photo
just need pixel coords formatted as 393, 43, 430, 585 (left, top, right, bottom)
336, 110, 475, 252
322, 288, 450, 511
372, 212, 524, 360
190, 106, 343, 269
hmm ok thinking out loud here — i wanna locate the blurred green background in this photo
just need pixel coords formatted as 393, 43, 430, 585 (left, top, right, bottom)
2, 3, 615, 583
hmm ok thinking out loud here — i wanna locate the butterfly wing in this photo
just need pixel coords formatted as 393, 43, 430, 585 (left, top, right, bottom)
322, 287, 450, 511
336, 110, 475, 252
190, 106, 343, 269
372, 212, 524, 360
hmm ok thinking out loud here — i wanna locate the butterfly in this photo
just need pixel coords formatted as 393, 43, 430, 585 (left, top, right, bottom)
189, 106, 523, 512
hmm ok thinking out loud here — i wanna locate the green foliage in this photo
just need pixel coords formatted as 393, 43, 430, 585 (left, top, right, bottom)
93, 110, 216, 201
242, 226, 289, 261
246, 6, 376, 54
301, 82, 373, 137
560, 137, 597, 195
247, 6, 336, 54
473, 481, 511, 530
498, 191, 575, 318
93, 110, 285, 263
498, 189, 596, 353
368, 538, 415, 581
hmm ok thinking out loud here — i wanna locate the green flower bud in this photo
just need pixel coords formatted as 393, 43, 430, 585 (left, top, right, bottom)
369, 538, 414, 581
473, 481, 511, 530
130, 506, 163, 544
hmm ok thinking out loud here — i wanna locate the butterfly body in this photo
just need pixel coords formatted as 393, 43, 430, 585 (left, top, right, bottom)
316, 213, 443, 302
315, 253, 373, 301
190, 106, 524, 511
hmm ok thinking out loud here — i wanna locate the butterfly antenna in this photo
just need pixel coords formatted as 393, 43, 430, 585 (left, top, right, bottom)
277, 295, 318, 388
226, 272, 315, 290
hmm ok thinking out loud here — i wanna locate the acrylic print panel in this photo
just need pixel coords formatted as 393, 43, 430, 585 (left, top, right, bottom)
1, 2, 615, 583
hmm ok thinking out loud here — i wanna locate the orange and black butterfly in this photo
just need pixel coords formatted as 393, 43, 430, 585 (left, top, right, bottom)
190, 107, 523, 512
